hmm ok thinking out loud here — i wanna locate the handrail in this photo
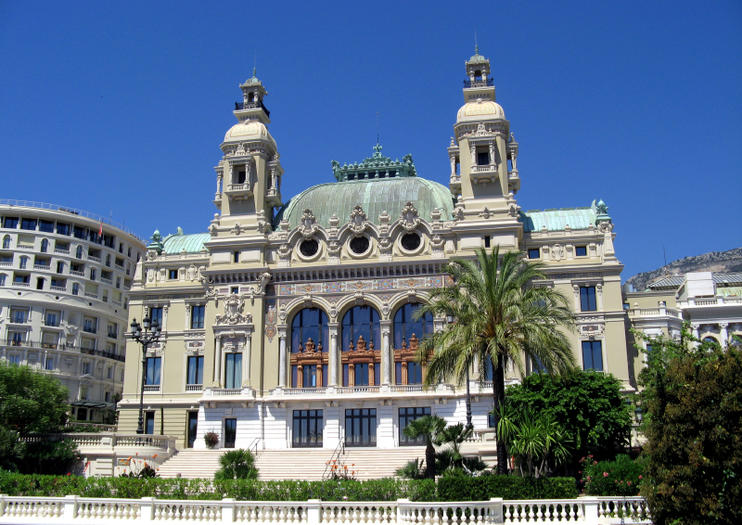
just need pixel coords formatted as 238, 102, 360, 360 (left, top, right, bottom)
0, 198, 142, 240
322, 437, 345, 480
247, 437, 261, 457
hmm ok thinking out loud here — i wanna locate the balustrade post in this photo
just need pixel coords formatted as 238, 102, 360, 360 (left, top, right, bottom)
397, 498, 410, 525
577, 496, 599, 522
306, 499, 321, 525
221, 498, 235, 523
488, 498, 504, 523
63, 495, 77, 521
140, 497, 155, 522
0, 494, 6, 517
278, 328, 287, 388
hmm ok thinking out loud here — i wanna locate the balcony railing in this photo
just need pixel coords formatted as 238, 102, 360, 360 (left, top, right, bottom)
185, 384, 203, 392
54, 246, 70, 254
143, 385, 160, 392
34, 263, 51, 270
1, 340, 125, 362
234, 101, 270, 117
463, 77, 494, 87
70, 270, 84, 276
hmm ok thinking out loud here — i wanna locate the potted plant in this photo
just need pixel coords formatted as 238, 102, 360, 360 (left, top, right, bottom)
204, 431, 219, 449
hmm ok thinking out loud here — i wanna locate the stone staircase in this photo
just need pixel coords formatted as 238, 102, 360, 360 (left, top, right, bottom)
157, 447, 427, 480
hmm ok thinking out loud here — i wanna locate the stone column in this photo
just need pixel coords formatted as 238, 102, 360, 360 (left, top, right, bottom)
214, 337, 222, 385
328, 323, 339, 387
719, 322, 729, 348
380, 321, 392, 385
278, 327, 287, 388
242, 331, 252, 387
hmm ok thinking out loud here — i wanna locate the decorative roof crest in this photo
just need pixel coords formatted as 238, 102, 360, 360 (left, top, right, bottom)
300, 209, 319, 238
331, 143, 417, 182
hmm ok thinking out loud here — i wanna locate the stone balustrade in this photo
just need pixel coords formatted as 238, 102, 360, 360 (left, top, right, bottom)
0, 495, 650, 524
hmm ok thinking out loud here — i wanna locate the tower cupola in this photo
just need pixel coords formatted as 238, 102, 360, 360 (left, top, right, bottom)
234, 69, 270, 124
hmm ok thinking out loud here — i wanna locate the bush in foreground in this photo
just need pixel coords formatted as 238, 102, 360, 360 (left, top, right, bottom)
581, 454, 646, 496
214, 449, 258, 481
0, 470, 579, 501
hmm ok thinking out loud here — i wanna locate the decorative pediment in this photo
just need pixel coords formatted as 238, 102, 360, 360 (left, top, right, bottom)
215, 294, 253, 326
300, 209, 319, 239
348, 206, 368, 234
400, 202, 420, 231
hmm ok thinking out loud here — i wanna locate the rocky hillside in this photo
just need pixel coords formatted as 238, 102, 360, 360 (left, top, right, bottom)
625, 247, 742, 292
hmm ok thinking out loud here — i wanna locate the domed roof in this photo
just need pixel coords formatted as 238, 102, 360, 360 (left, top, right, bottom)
277, 177, 455, 231
223, 120, 275, 145
456, 99, 506, 122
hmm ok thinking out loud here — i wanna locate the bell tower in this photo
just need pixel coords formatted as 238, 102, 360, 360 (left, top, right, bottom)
211, 70, 283, 239
450, 49, 520, 219
449, 49, 522, 250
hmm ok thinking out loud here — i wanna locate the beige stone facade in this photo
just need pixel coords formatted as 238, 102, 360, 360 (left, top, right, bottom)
119, 51, 633, 450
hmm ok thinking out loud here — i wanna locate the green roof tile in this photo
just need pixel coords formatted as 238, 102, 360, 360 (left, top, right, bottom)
521, 208, 596, 232
162, 232, 209, 254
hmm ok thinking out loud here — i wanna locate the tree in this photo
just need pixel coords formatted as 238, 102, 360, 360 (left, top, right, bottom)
402, 415, 446, 478
0, 362, 78, 474
418, 247, 575, 473
638, 329, 742, 525
502, 370, 631, 474
214, 449, 259, 480
496, 406, 569, 478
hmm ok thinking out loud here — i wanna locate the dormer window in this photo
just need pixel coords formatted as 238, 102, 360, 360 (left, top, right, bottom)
237, 170, 246, 184
248, 92, 255, 103
474, 69, 482, 81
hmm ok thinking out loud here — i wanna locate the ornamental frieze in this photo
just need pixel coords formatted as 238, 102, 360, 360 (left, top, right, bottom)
274, 275, 445, 297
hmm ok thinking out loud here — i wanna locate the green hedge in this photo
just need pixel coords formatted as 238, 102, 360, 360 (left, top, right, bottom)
0, 470, 575, 501
437, 471, 578, 501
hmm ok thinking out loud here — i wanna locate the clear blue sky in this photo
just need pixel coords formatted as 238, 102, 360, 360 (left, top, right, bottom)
1, 1, 740, 280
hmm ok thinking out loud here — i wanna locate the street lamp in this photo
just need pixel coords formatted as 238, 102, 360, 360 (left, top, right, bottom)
130, 317, 161, 434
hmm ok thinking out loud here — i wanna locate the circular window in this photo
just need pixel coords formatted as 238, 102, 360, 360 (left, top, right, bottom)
349, 236, 370, 255
299, 239, 319, 257
401, 233, 421, 251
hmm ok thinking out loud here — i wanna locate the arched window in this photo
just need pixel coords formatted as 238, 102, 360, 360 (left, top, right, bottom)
72, 282, 79, 295
342, 305, 380, 350
341, 305, 381, 387
393, 303, 433, 385
290, 308, 328, 388
40, 239, 48, 252
393, 303, 433, 348
2, 236, 10, 249
702, 336, 719, 345
76, 246, 83, 259
0, 274, 6, 286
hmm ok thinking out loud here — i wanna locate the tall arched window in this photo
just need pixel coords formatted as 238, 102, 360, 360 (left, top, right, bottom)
75, 246, 83, 259
2, 236, 10, 249
290, 308, 328, 388
40, 239, 48, 253
393, 303, 433, 385
341, 305, 381, 387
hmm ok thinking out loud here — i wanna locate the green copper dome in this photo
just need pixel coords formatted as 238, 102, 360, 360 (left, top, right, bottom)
277, 177, 455, 231
162, 232, 210, 254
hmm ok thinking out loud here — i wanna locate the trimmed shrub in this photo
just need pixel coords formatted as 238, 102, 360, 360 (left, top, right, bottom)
437, 471, 578, 501
581, 454, 645, 496
0, 470, 571, 501
214, 449, 258, 481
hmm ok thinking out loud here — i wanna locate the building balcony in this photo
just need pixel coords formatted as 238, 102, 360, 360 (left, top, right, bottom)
678, 296, 742, 308
50, 284, 67, 292
234, 100, 270, 117
33, 263, 50, 270
224, 183, 253, 200
1, 340, 125, 362
185, 384, 203, 392
463, 78, 494, 88
70, 270, 85, 276
470, 164, 498, 183
54, 247, 69, 254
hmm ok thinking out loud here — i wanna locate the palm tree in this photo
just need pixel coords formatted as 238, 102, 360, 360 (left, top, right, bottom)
403, 415, 446, 478
417, 246, 576, 474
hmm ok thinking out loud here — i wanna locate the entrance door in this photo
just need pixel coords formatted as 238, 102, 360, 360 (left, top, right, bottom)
187, 411, 198, 448
224, 418, 237, 448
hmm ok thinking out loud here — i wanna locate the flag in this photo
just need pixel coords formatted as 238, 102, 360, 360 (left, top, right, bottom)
98, 222, 103, 237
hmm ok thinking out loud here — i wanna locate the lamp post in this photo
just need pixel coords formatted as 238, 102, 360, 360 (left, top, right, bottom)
130, 317, 161, 434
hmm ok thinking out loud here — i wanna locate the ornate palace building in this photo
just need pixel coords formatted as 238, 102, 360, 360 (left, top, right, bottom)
119, 50, 631, 450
